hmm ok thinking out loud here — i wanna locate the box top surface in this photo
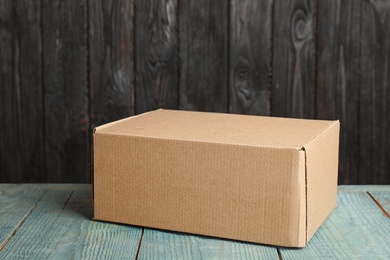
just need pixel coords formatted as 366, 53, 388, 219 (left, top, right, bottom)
95, 109, 338, 149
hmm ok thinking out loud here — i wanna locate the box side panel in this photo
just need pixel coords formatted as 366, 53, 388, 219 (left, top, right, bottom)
305, 122, 340, 242
93, 134, 306, 247
93, 133, 117, 221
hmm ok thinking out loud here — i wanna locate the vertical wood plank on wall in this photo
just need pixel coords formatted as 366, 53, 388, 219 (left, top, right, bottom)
89, 0, 134, 129
179, 0, 228, 112
42, 0, 89, 183
316, 0, 360, 184
272, 0, 316, 118
360, 0, 390, 184
229, 0, 272, 115
0, 0, 45, 182
135, 0, 178, 113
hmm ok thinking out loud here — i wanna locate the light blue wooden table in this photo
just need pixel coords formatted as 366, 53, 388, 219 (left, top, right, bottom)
0, 185, 389, 259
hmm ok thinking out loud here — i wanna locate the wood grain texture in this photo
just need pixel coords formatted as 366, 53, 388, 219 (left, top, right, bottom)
0, 0, 45, 183
279, 191, 390, 259
71, 191, 142, 259
2, 2, 390, 184
0, 189, 142, 259
42, 0, 89, 183
316, 0, 360, 184
229, 0, 272, 115
138, 229, 279, 259
359, 0, 390, 184
179, 0, 228, 112
0, 188, 44, 248
74, 221, 142, 259
135, 0, 178, 113
272, 0, 316, 118
89, 0, 134, 129
0, 190, 74, 257
369, 190, 390, 216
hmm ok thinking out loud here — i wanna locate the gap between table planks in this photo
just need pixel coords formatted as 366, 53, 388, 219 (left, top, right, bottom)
0, 184, 389, 259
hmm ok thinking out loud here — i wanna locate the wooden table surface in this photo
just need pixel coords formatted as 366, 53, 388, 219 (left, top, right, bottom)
0, 185, 389, 259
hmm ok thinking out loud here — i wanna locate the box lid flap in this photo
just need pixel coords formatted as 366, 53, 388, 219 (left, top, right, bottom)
95, 109, 337, 149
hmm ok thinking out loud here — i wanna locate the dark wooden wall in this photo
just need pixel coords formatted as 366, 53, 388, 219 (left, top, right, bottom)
1, 0, 389, 184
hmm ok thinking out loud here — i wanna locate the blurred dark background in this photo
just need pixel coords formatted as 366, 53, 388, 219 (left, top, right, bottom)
1, 0, 389, 184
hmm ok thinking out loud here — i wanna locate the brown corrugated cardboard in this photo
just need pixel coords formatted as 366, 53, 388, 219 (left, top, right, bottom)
93, 109, 340, 247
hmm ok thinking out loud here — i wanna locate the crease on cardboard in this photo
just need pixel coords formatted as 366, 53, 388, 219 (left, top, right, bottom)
234, 164, 241, 239
302, 147, 308, 244
94, 131, 308, 151
91, 129, 96, 210
295, 148, 307, 247
108, 126, 118, 221
113, 158, 116, 220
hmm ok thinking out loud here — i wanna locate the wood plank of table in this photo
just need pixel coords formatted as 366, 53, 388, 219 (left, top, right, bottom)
338, 185, 390, 191
368, 190, 390, 218
138, 228, 279, 259
0, 187, 44, 250
0, 184, 91, 191
279, 191, 390, 259
0, 188, 141, 259
2, 185, 390, 259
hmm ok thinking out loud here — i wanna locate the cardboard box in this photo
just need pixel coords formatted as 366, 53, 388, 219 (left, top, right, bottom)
93, 109, 339, 247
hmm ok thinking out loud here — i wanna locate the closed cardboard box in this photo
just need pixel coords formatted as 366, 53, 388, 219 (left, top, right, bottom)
93, 109, 340, 247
